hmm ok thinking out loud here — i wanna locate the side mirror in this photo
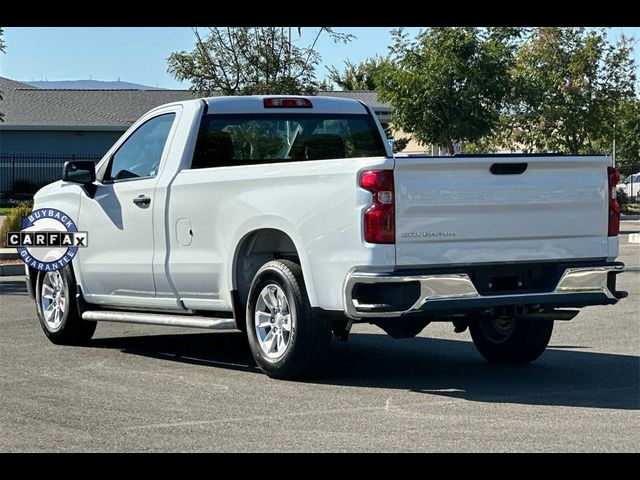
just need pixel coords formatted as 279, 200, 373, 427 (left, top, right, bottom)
63, 161, 96, 185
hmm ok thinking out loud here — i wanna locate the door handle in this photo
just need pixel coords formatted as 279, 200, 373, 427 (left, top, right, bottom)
490, 163, 528, 175
133, 195, 151, 206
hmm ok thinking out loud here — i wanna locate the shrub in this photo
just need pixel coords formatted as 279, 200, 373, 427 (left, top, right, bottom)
0, 198, 30, 208
617, 188, 631, 207
0, 202, 33, 248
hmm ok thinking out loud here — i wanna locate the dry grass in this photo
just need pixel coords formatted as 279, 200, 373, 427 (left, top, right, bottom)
0, 203, 33, 248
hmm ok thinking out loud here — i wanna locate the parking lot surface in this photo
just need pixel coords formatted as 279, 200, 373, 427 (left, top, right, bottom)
1, 223, 638, 452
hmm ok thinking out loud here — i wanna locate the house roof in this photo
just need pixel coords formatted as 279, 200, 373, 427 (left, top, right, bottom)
0, 76, 196, 130
0, 76, 391, 130
319, 90, 390, 110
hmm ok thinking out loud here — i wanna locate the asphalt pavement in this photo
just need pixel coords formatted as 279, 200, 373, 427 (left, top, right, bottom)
1, 224, 638, 452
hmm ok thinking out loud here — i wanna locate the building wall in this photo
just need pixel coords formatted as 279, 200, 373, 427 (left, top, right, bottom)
0, 129, 124, 156
390, 128, 427, 153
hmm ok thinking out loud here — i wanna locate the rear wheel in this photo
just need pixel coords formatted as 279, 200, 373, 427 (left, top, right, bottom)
246, 259, 330, 379
469, 317, 553, 364
35, 266, 96, 345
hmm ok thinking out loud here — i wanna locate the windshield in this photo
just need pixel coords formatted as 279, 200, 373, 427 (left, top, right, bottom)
190, 113, 386, 169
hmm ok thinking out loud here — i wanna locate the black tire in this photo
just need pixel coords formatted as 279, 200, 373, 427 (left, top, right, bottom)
469, 317, 553, 364
35, 266, 96, 345
246, 259, 330, 379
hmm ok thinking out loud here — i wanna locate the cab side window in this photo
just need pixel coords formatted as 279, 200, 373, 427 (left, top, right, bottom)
105, 113, 175, 181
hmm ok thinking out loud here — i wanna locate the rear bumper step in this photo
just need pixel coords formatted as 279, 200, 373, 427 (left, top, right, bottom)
344, 262, 625, 319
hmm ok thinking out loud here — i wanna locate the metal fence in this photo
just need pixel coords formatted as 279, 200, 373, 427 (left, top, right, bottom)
0, 153, 103, 195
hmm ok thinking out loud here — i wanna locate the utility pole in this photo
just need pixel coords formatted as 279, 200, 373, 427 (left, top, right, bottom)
613, 121, 616, 167
288, 27, 292, 78
612, 104, 617, 167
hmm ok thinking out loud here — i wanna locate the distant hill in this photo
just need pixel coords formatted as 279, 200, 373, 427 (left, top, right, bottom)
24, 80, 166, 90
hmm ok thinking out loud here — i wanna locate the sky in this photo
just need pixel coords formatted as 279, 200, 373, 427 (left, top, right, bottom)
1, 27, 639, 89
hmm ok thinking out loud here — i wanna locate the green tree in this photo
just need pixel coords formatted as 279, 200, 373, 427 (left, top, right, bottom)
506, 28, 636, 154
327, 57, 409, 152
593, 97, 640, 176
615, 98, 640, 174
327, 57, 384, 91
376, 27, 520, 155
167, 27, 353, 96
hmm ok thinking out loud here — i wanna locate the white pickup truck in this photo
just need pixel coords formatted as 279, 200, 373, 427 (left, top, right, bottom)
26, 95, 627, 379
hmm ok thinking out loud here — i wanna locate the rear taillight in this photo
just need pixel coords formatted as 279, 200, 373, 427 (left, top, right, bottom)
263, 98, 313, 108
608, 166, 620, 236
360, 170, 395, 244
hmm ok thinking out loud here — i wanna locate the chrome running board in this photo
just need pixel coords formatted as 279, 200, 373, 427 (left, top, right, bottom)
82, 310, 238, 330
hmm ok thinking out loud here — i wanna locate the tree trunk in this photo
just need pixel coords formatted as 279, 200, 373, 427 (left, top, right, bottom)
445, 139, 455, 156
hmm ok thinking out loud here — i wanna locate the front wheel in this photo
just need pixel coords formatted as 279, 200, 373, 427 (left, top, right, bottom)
246, 259, 330, 379
469, 317, 553, 364
35, 266, 96, 345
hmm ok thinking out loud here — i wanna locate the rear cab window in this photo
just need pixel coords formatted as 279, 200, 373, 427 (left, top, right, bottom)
189, 113, 386, 169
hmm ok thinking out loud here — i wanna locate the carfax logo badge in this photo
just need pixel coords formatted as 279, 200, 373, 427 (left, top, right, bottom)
5, 208, 88, 272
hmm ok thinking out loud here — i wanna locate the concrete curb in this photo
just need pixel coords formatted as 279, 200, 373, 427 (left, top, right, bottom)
0, 263, 25, 276
629, 233, 640, 244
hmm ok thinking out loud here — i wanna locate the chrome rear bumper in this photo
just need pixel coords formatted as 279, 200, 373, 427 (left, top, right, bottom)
344, 263, 625, 319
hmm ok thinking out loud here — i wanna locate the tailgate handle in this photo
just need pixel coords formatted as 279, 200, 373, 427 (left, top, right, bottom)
490, 163, 528, 175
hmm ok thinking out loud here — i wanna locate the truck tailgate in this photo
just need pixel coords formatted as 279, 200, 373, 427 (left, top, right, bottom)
394, 155, 610, 266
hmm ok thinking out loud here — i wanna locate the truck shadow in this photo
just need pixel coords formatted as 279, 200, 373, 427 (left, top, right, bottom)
91, 331, 639, 411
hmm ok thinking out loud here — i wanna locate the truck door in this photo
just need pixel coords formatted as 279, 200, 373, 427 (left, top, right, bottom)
76, 112, 177, 303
